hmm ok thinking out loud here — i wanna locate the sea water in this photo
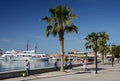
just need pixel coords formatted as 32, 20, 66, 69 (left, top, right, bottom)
0, 60, 60, 72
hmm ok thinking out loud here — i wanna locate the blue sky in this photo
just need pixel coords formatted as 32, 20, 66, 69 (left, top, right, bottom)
0, 0, 120, 54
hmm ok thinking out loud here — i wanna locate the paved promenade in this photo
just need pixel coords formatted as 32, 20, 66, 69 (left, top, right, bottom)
1, 63, 120, 81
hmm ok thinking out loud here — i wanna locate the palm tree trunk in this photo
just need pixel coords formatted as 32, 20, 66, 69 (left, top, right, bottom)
94, 54, 96, 64
101, 54, 104, 64
104, 54, 107, 63
59, 40, 64, 72
59, 30, 64, 72
94, 49, 97, 65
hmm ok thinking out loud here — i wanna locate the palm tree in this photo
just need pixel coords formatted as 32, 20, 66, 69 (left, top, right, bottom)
111, 45, 120, 58
85, 32, 99, 73
98, 32, 109, 64
42, 5, 78, 72
85, 32, 98, 64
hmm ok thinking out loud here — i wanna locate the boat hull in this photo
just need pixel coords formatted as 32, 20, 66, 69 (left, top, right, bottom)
1, 53, 49, 61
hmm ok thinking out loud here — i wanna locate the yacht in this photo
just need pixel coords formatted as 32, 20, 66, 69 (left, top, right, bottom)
1, 50, 49, 61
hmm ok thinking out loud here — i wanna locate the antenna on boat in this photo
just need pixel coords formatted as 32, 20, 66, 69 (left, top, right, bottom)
27, 40, 29, 51
35, 43, 37, 54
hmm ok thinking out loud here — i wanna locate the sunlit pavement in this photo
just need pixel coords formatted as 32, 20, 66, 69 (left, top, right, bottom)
1, 62, 120, 81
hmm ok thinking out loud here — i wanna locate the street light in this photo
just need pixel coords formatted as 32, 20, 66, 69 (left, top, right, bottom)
111, 54, 114, 67
95, 37, 98, 74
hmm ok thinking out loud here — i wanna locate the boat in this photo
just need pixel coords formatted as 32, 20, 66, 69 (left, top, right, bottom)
1, 50, 49, 61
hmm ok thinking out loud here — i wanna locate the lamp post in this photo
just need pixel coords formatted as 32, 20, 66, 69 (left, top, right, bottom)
95, 37, 98, 74
111, 54, 114, 67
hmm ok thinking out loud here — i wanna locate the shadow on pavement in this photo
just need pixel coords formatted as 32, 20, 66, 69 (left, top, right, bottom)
75, 71, 91, 74
21, 68, 106, 81
88, 67, 106, 71
72, 67, 106, 71
20, 71, 77, 81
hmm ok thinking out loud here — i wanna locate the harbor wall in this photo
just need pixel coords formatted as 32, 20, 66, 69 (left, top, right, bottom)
0, 62, 93, 80
0, 67, 55, 80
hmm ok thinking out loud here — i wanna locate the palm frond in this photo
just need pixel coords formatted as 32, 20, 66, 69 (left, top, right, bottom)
49, 8, 56, 17
52, 23, 60, 37
46, 25, 53, 38
64, 24, 78, 33
42, 16, 49, 20
68, 14, 76, 19
64, 19, 71, 25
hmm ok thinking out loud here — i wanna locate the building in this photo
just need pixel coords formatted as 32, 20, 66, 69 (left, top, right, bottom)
67, 50, 88, 61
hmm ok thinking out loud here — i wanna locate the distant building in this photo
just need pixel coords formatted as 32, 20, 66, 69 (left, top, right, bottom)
87, 52, 95, 57
68, 50, 79, 54
49, 50, 99, 62
67, 50, 88, 61
49, 54, 62, 61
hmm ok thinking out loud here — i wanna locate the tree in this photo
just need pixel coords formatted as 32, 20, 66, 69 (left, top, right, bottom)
42, 5, 78, 72
85, 32, 109, 64
111, 45, 120, 58
85, 32, 99, 73
98, 32, 109, 64
85, 32, 98, 64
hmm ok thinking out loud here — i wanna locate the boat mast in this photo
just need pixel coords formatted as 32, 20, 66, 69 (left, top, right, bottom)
0, 49, 3, 54
35, 43, 37, 54
27, 40, 29, 51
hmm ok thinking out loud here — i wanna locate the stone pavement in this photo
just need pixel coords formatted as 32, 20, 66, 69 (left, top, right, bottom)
1, 63, 120, 81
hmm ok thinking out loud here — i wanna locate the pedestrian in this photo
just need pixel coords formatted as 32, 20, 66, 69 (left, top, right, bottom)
54, 60, 59, 71
25, 59, 30, 76
82, 58, 88, 71
65, 61, 68, 69
68, 60, 72, 69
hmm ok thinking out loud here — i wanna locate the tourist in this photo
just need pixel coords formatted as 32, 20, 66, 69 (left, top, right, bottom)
82, 58, 88, 71
68, 60, 72, 69
65, 61, 69, 69
54, 60, 59, 71
25, 59, 30, 76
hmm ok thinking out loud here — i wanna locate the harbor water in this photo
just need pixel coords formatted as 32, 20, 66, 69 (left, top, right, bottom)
0, 60, 61, 73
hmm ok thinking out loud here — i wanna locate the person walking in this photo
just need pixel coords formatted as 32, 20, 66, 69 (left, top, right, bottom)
25, 59, 30, 76
83, 58, 88, 71
54, 60, 59, 71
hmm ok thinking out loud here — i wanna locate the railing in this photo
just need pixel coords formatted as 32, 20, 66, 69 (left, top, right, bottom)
0, 62, 93, 80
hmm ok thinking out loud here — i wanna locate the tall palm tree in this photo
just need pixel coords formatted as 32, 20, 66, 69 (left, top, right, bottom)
98, 32, 109, 64
85, 32, 109, 64
85, 32, 98, 64
42, 5, 78, 72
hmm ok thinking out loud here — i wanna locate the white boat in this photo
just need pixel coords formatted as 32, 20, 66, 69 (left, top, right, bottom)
1, 50, 49, 61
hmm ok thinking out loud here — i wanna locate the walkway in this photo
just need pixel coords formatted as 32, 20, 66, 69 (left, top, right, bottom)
1, 63, 120, 81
